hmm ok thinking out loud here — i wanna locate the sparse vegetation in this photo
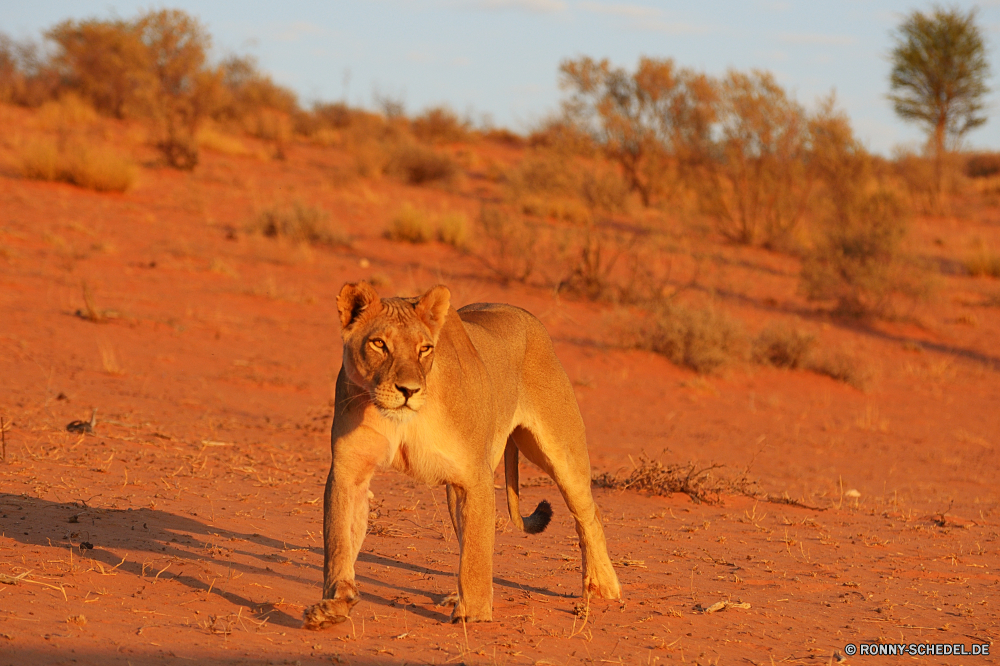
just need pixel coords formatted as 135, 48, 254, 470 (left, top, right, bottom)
19, 136, 136, 192
807, 348, 873, 391
801, 189, 908, 317
623, 301, 748, 374
246, 201, 348, 247
752, 323, 815, 369
385, 204, 435, 243
965, 241, 1000, 278
385, 205, 471, 249
593, 455, 728, 504
386, 143, 458, 185
411, 106, 469, 144
435, 211, 470, 249
476, 206, 537, 284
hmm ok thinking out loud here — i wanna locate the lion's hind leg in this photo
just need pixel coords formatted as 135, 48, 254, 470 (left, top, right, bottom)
509, 424, 621, 601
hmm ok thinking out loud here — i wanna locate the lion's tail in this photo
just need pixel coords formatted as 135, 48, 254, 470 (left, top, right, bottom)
504, 437, 552, 535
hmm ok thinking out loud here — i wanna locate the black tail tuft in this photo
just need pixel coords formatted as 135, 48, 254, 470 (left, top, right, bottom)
522, 499, 553, 535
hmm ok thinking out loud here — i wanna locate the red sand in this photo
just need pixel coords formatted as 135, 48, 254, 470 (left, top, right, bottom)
1, 114, 997, 664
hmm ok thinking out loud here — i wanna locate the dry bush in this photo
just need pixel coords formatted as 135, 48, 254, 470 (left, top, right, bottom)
528, 116, 597, 157
556, 226, 668, 304
559, 57, 714, 206
436, 211, 470, 249
477, 206, 537, 283
411, 106, 469, 144
20, 137, 136, 192
0, 33, 60, 106
593, 455, 726, 504
694, 70, 811, 248
807, 349, 873, 390
215, 55, 298, 122
246, 201, 348, 247
621, 301, 748, 374
965, 241, 1000, 278
385, 205, 470, 249
801, 189, 909, 317
63, 142, 138, 191
504, 150, 629, 224
38, 94, 99, 134
484, 127, 524, 147
752, 323, 815, 368
385, 142, 457, 185
196, 124, 253, 156
385, 203, 435, 243
965, 152, 1000, 178
891, 150, 939, 213
19, 138, 60, 181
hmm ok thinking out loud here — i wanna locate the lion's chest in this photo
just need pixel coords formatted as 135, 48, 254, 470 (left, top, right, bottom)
376, 414, 460, 485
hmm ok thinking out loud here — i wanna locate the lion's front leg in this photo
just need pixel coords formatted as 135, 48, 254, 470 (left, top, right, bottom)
303, 426, 386, 630
450, 477, 495, 623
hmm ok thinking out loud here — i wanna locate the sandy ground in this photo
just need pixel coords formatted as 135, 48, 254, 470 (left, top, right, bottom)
1, 125, 998, 665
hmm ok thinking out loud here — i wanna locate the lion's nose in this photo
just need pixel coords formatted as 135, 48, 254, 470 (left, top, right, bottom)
396, 384, 420, 400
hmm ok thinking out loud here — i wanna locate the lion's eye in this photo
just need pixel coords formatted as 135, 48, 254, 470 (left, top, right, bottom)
420, 345, 433, 355
370, 339, 386, 351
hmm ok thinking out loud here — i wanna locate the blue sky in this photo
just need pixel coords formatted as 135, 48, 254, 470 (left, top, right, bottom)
5, 1, 1000, 154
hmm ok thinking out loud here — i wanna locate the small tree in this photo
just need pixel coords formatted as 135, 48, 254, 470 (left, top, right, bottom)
134, 9, 211, 169
888, 5, 991, 195
559, 56, 715, 207
696, 70, 812, 247
46, 18, 152, 118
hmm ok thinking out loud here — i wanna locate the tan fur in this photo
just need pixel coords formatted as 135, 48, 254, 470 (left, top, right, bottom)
303, 282, 621, 629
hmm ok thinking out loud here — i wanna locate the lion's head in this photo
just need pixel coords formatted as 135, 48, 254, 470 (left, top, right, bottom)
336, 282, 450, 419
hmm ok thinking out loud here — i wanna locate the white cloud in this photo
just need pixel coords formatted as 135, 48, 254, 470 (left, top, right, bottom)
778, 32, 857, 46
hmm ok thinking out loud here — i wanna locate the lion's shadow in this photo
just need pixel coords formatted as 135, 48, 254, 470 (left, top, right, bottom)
1, 493, 569, 627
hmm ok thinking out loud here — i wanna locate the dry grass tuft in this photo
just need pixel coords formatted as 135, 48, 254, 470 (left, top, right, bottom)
964, 242, 1000, 278
807, 349, 873, 391
411, 106, 470, 144
20, 137, 136, 192
435, 211, 470, 249
593, 455, 727, 504
385, 205, 471, 249
477, 206, 537, 284
623, 301, 748, 374
752, 323, 815, 369
386, 143, 457, 185
385, 204, 435, 243
197, 125, 254, 157
246, 201, 349, 247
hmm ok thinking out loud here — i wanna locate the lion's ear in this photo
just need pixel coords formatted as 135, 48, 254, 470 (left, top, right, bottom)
415, 285, 450, 340
337, 282, 380, 335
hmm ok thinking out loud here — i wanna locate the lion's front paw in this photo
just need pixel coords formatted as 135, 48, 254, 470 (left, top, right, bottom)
585, 573, 622, 601
302, 599, 351, 630
450, 598, 492, 623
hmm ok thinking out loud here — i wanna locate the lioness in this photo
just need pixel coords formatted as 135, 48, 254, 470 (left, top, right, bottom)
303, 282, 621, 628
